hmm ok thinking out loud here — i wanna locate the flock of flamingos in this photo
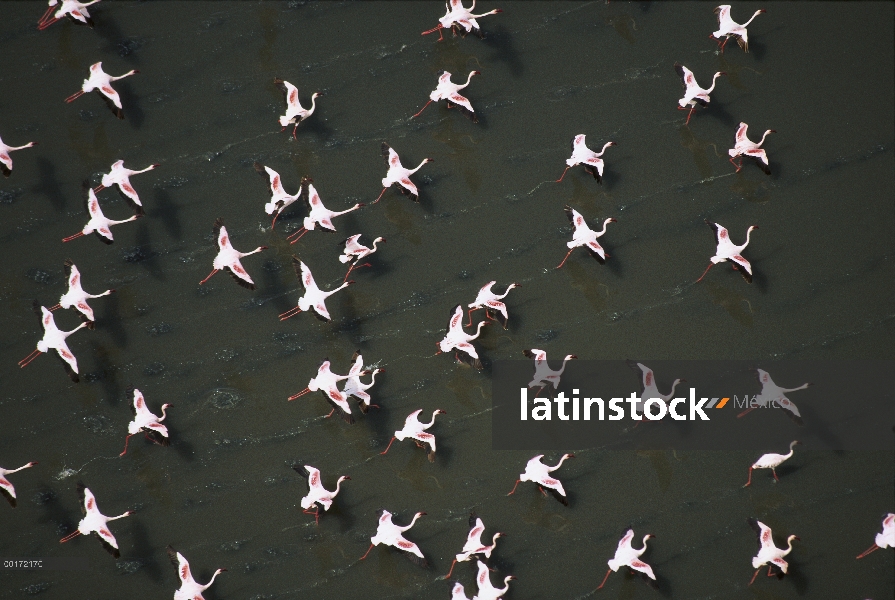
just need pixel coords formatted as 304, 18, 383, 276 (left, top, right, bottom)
2, 1, 893, 598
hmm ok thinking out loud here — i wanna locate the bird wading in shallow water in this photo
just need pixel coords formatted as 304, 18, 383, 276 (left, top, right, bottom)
743, 441, 801, 486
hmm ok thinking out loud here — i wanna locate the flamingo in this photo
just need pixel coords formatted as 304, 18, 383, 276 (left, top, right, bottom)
199, 218, 267, 290
737, 369, 811, 425
473, 559, 516, 600
340, 235, 385, 281
120, 388, 171, 456
167, 546, 226, 600
507, 453, 574, 505
696, 220, 757, 284
59, 483, 134, 558
374, 142, 433, 203
0, 135, 37, 178
744, 441, 801, 486
674, 63, 726, 125
93, 160, 160, 213
254, 162, 301, 228
360, 510, 428, 567
286, 179, 364, 244
341, 352, 384, 412
467, 281, 519, 329
62, 183, 141, 245
422, 0, 503, 41
712, 5, 766, 53
49, 259, 114, 327
443, 512, 503, 578
627, 360, 684, 421
555, 135, 616, 183
451, 582, 472, 600
597, 528, 657, 590
437, 304, 489, 369
523, 349, 576, 397
293, 465, 349, 524
748, 518, 798, 584
18, 304, 88, 382
412, 70, 481, 122
38, 0, 99, 31
279, 257, 354, 322
557, 206, 616, 268
287, 358, 354, 424
274, 78, 321, 138
380, 409, 446, 462
65, 62, 138, 119
857, 513, 895, 559
729, 123, 775, 174
1, 462, 38, 508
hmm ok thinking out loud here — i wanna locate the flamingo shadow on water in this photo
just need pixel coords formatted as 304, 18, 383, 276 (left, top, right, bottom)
149, 188, 182, 241
32, 157, 67, 212
115, 79, 145, 130
480, 24, 523, 77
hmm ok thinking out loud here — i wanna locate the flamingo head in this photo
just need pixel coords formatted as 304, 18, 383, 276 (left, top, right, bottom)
216, 568, 228, 574
27, 461, 39, 467
563, 453, 576, 460
161, 403, 172, 409
425, 158, 435, 163
312, 92, 323, 98
472, 70, 481, 76
339, 475, 351, 482
373, 237, 385, 243
435, 409, 447, 416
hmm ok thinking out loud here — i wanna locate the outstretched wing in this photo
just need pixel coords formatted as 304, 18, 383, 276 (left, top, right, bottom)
674, 63, 695, 88
447, 304, 464, 332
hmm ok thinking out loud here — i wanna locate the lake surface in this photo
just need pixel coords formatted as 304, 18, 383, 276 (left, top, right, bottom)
1, 2, 892, 599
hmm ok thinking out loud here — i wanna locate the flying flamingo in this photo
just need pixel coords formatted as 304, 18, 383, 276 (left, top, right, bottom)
63, 183, 142, 244
523, 349, 576, 397
254, 162, 301, 228
341, 352, 384, 412
49, 259, 114, 327
120, 388, 171, 456
627, 360, 684, 421
380, 409, 446, 462
443, 512, 503, 578
199, 218, 268, 290
38, 0, 99, 31
451, 582, 472, 600
167, 546, 226, 600
1, 462, 38, 508
437, 304, 489, 369
274, 78, 321, 138
597, 528, 657, 590
293, 465, 350, 524
473, 559, 516, 600
422, 0, 503, 41
360, 510, 428, 567
340, 235, 385, 281
93, 160, 160, 213
0, 135, 37, 178
711, 5, 766, 53
65, 62, 138, 119
18, 304, 88, 382
747, 518, 798, 584
729, 122, 775, 174
286, 179, 364, 244
557, 206, 616, 268
374, 142, 433, 203
507, 453, 574, 505
279, 257, 354, 322
556, 135, 616, 183
412, 70, 481, 122
696, 220, 757, 284
467, 281, 519, 329
59, 483, 134, 558
674, 63, 726, 125
744, 441, 801, 486
737, 369, 811, 425
288, 358, 354, 424
857, 513, 895, 559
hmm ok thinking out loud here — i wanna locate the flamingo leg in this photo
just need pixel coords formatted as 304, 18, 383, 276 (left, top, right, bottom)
119, 434, 135, 457
695, 262, 714, 283
767, 566, 775, 577
737, 406, 757, 418
443, 559, 458, 579
199, 269, 218, 285
288, 388, 311, 401
720, 37, 730, 53
64, 90, 85, 103
537, 485, 547, 497
372, 187, 388, 204
379, 437, 397, 455
39, 17, 61, 31
743, 467, 753, 487
466, 307, 481, 327
38, 5, 55, 25
292, 124, 299, 139
685, 106, 696, 125
49, 304, 61, 311
360, 543, 375, 560
288, 228, 309, 244
62, 232, 85, 242
729, 156, 742, 172
279, 307, 303, 321
18, 349, 42, 367
93, 184, 106, 193
596, 568, 613, 589
857, 544, 880, 559
60, 530, 82, 543
556, 248, 575, 269
411, 100, 433, 119
324, 408, 335, 419
772, 468, 779, 482
507, 479, 522, 496
555, 166, 571, 183
271, 212, 281, 229
749, 567, 761, 585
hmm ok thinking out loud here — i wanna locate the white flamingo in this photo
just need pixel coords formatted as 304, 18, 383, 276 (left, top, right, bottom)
274, 78, 321, 138
443, 512, 504, 578
120, 388, 171, 456
556, 135, 616, 183
374, 142, 433, 203
737, 369, 811, 425
597, 528, 657, 589
199, 218, 267, 290
451, 582, 472, 600
422, 0, 503, 41
674, 63, 726, 125
412, 70, 481, 121
473, 559, 516, 600
339, 235, 385, 281
507, 453, 575, 505
279, 258, 354, 322
711, 5, 766, 53
380, 409, 446, 462
729, 122, 775, 174
59, 483, 134, 558
360, 510, 428, 567
286, 179, 364, 244
628, 361, 685, 420
63, 184, 141, 244
524, 349, 577, 396
557, 205, 616, 268
167, 546, 226, 600
857, 513, 895, 559
341, 352, 384, 412
467, 281, 519, 329
38, 0, 100, 31
744, 441, 801, 486
49, 259, 113, 326
288, 358, 354, 423
696, 220, 757, 284
65, 62, 138, 119
293, 465, 349, 524
0, 135, 36, 178
18, 305, 88, 382
93, 160, 159, 213
748, 518, 798, 584
254, 163, 302, 228
437, 304, 489, 369
1, 462, 38, 508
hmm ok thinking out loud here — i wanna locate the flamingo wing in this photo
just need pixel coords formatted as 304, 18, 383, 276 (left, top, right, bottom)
167, 546, 194, 584
94, 528, 121, 557
55, 342, 80, 379
774, 396, 803, 425
448, 92, 474, 113
295, 258, 317, 291
0, 477, 15, 507
394, 535, 427, 566
323, 388, 355, 423
748, 518, 776, 550
674, 63, 694, 88
735, 122, 749, 143
447, 304, 464, 332
630, 559, 656, 580
584, 240, 607, 263
617, 528, 635, 553
225, 260, 256, 290
313, 300, 332, 321
275, 79, 300, 109
705, 220, 729, 246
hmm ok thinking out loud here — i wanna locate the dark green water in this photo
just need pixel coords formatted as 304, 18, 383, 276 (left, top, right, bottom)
1, 1, 892, 599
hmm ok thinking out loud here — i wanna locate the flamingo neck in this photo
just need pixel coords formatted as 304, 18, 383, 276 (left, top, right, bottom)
370, 239, 381, 253
108, 512, 131, 521
369, 370, 381, 385
498, 577, 513, 593
333, 477, 346, 496
423, 411, 440, 428
410, 159, 429, 174
64, 322, 89, 338
407, 512, 423, 528
205, 569, 224, 588
159, 406, 169, 421
638, 535, 651, 554
463, 71, 476, 87
471, 320, 487, 339
743, 226, 756, 247
599, 142, 614, 155
665, 379, 682, 400
597, 218, 613, 236
706, 73, 722, 93
758, 130, 773, 146
308, 94, 318, 114
743, 10, 763, 27
552, 454, 570, 470
783, 536, 797, 555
